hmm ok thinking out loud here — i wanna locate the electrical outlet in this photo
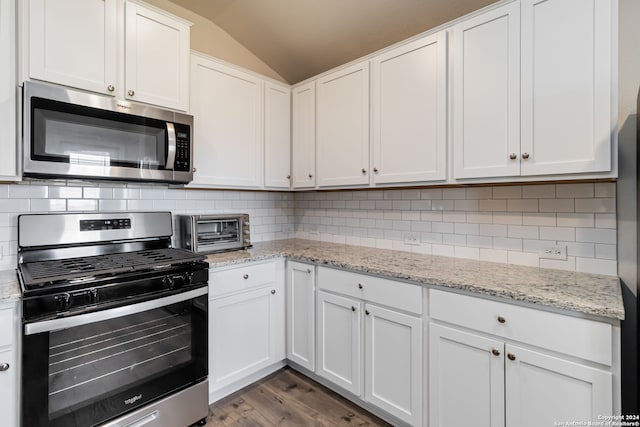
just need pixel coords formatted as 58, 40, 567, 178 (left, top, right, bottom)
539, 245, 567, 260
402, 232, 419, 246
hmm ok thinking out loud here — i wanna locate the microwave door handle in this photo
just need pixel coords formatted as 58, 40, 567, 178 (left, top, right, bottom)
166, 122, 176, 170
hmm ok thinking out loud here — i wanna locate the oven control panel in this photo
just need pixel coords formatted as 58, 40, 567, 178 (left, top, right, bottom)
80, 218, 131, 231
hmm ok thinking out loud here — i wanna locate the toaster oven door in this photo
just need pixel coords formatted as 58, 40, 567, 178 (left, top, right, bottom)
195, 218, 244, 253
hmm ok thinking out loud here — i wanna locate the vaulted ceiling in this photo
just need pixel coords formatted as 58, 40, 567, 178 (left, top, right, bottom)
169, 0, 496, 84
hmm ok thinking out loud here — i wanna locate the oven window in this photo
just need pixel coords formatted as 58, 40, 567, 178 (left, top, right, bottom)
22, 295, 208, 427
197, 219, 241, 246
31, 97, 167, 169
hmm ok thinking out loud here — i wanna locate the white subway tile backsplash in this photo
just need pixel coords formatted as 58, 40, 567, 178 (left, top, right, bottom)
522, 213, 556, 226
49, 186, 83, 199
507, 199, 538, 212
479, 224, 508, 237
432, 222, 454, 233
596, 244, 617, 260
466, 212, 493, 224
493, 237, 523, 251
576, 228, 616, 244
557, 213, 594, 228
575, 198, 616, 213
479, 199, 507, 211
539, 199, 574, 212
443, 188, 466, 199
562, 241, 596, 258
508, 251, 539, 267
411, 200, 431, 210
493, 186, 522, 199
454, 200, 478, 211
507, 225, 539, 239
467, 235, 493, 248
454, 223, 479, 235
466, 187, 493, 199
594, 182, 616, 198
492, 212, 523, 225
480, 248, 508, 263
420, 189, 442, 200
432, 200, 454, 211
443, 233, 466, 246
595, 213, 616, 229
539, 226, 575, 242
522, 184, 555, 199
455, 246, 479, 260
556, 183, 594, 198
67, 199, 98, 211
30, 199, 66, 212
540, 256, 576, 272
576, 257, 617, 275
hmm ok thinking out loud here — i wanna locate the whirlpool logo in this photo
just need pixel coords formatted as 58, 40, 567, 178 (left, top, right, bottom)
124, 394, 142, 405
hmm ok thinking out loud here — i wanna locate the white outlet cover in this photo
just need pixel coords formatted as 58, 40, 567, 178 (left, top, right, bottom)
539, 245, 567, 260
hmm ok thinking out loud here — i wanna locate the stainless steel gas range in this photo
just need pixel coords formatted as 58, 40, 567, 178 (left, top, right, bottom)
17, 212, 209, 427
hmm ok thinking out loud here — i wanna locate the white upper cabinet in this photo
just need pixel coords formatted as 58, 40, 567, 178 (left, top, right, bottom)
124, 1, 190, 111
292, 81, 316, 189
264, 82, 291, 189
316, 61, 370, 187
520, 0, 612, 175
372, 31, 448, 185
190, 54, 263, 188
25, 0, 190, 111
0, 0, 18, 180
452, 2, 521, 179
28, 0, 117, 96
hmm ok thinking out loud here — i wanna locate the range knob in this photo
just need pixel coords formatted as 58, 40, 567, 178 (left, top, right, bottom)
183, 272, 194, 286
54, 293, 71, 310
163, 275, 175, 290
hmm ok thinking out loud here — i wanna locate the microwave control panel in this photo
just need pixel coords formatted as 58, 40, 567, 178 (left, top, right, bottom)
174, 123, 191, 172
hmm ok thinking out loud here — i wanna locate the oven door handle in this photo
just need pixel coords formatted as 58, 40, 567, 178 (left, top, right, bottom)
165, 122, 176, 170
24, 287, 208, 335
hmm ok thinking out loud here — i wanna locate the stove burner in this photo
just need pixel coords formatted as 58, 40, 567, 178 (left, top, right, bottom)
20, 248, 204, 288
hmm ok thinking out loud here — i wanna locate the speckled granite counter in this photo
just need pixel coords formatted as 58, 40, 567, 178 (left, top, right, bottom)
0, 269, 20, 302
205, 239, 624, 321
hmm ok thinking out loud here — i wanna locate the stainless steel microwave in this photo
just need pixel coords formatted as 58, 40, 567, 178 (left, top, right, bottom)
23, 81, 193, 184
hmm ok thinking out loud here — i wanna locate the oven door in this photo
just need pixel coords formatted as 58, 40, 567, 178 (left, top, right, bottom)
22, 287, 208, 427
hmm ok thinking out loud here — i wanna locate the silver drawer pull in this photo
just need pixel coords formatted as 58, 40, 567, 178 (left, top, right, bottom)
0, 363, 9, 371
243, 274, 249, 279
497, 316, 506, 324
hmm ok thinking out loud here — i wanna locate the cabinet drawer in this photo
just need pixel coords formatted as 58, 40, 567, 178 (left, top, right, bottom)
429, 289, 612, 366
318, 267, 422, 315
210, 262, 277, 298
0, 308, 14, 348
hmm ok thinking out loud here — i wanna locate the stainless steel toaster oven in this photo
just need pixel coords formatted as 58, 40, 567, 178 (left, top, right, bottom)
176, 214, 251, 254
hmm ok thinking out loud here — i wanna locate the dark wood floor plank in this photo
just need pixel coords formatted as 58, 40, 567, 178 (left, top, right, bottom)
207, 368, 392, 427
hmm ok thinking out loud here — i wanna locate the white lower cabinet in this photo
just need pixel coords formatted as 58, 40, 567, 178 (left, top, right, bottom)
316, 267, 423, 426
317, 290, 362, 395
429, 289, 615, 427
0, 302, 19, 427
286, 261, 316, 371
208, 261, 285, 400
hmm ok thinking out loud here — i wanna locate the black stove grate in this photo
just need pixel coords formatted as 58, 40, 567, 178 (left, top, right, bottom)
20, 248, 204, 288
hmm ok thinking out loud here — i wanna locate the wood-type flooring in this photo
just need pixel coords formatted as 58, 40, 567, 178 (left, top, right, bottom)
206, 367, 392, 426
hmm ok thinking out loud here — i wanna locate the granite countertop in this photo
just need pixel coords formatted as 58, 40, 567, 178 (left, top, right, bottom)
205, 238, 624, 321
0, 269, 20, 302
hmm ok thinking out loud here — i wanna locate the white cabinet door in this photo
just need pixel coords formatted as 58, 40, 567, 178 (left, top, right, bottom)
125, 1, 190, 111
316, 61, 370, 187
505, 344, 613, 427
0, 348, 16, 427
372, 32, 447, 185
364, 304, 422, 426
209, 285, 284, 393
292, 81, 316, 189
190, 54, 264, 188
286, 261, 315, 371
28, 0, 117, 95
520, 0, 612, 175
429, 324, 505, 427
0, 0, 17, 180
264, 82, 291, 189
452, 2, 521, 179
316, 290, 362, 395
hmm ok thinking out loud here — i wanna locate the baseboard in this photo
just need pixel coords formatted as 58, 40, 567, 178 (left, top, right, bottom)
208, 360, 287, 404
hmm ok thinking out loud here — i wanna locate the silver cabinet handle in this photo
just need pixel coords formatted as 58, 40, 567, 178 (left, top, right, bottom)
286, 174, 291, 179
507, 353, 516, 361
373, 167, 378, 173
365, 309, 370, 316
128, 89, 135, 97
107, 85, 115, 92
361, 168, 366, 174
509, 153, 517, 160
308, 173, 313, 178
243, 274, 249, 279
522, 153, 530, 159
351, 306, 356, 312
270, 289, 276, 295
306, 268, 312, 274
497, 316, 506, 324
358, 283, 363, 290
491, 349, 501, 357
0, 363, 8, 371
193, 167, 197, 173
